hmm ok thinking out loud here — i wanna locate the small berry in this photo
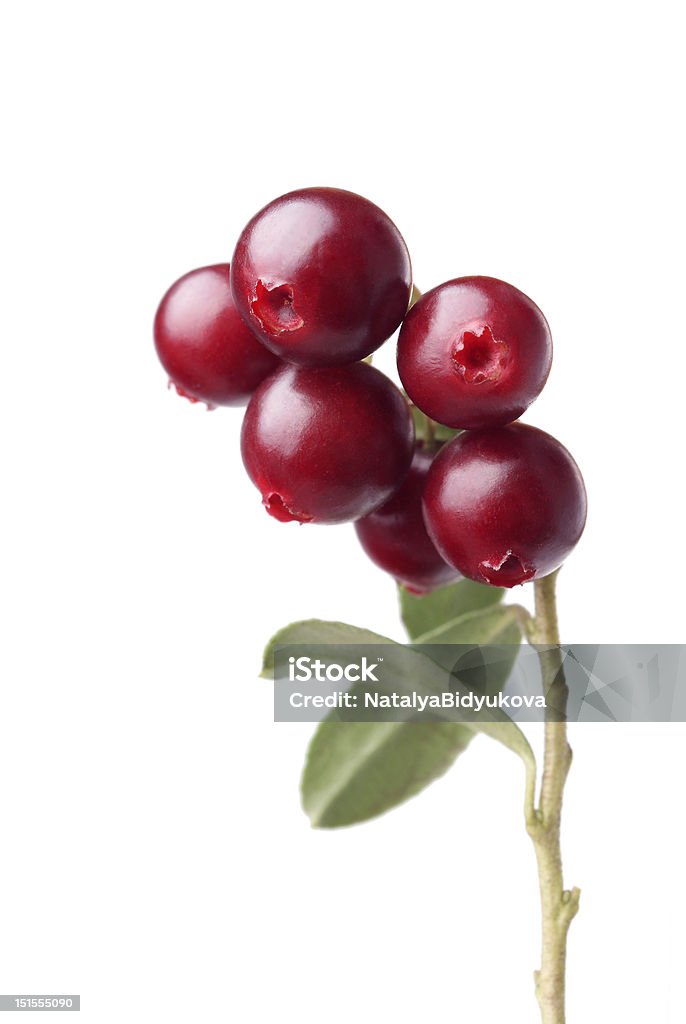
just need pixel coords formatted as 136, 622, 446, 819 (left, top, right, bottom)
423, 423, 586, 587
241, 362, 414, 524
354, 443, 460, 593
397, 276, 552, 429
154, 264, 280, 407
231, 187, 412, 367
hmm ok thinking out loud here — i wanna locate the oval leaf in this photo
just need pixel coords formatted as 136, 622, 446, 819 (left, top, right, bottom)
400, 578, 504, 641
261, 619, 394, 678
414, 604, 522, 693
265, 619, 534, 827
302, 719, 474, 828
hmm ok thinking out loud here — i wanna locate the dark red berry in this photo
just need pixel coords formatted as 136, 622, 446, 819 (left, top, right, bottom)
423, 423, 586, 587
241, 362, 414, 524
397, 276, 552, 429
230, 187, 412, 367
154, 264, 280, 407
354, 443, 460, 594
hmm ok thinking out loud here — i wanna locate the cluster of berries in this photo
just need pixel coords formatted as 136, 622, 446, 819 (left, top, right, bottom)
154, 187, 586, 593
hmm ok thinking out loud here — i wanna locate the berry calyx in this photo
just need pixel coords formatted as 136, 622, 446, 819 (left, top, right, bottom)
422, 423, 587, 587
354, 442, 460, 594
241, 362, 414, 525
252, 281, 304, 335
231, 187, 412, 367
452, 324, 508, 384
397, 276, 552, 429
154, 264, 280, 407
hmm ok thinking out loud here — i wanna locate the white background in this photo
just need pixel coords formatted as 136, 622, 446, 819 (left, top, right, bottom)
1, 1, 684, 1021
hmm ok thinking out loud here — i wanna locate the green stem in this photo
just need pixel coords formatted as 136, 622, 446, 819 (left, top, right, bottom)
526, 571, 580, 1024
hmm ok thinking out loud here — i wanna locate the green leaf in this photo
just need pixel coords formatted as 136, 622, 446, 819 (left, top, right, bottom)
412, 610, 532, 775
302, 719, 474, 828
400, 577, 504, 641
301, 659, 535, 827
263, 619, 477, 827
414, 604, 522, 693
261, 619, 395, 677
477, 720, 536, 777
414, 604, 522, 645
261, 617, 534, 828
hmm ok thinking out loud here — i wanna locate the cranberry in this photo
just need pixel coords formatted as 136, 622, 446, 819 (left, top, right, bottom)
423, 423, 586, 587
241, 362, 414, 524
230, 187, 412, 367
154, 264, 280, 408
397, 276, 552, 429
354, 442, 460, 593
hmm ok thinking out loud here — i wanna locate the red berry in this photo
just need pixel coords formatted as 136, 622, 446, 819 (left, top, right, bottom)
354, 442, 460, 594
423, 423, 586, 587
230, 187, 412, 367
154, 264, 280, 407
241, 363, 414, 524
397, 276, 552, 429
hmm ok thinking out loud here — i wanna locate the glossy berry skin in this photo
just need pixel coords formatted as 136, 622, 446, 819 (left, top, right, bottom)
230, 187, 412, 367
397, 276, 552, 429
423, 423, 586, 587
154, 264, 280, 407
354, 443, 460, 594
241, 362, 414, 525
